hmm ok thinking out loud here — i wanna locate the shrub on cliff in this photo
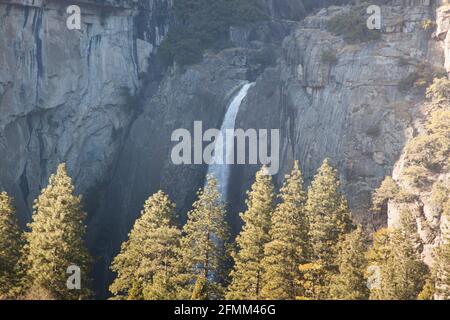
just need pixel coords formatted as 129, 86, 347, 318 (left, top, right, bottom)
398, 63, 446, 93
159, 0, 266, 67
371, 177, 414, 212
326, 9, 381, 44
431, 181, 449, 213
321, 49, 338, 65
404, 134, 449, 173
368, 211, 429, 300
426, 77, 450, 103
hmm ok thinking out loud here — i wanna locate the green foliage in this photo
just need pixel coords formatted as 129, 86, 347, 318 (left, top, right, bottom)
261, 161, 308, 300
402, 165, 430, 187
418, 277, 435, 300
120, 87, 139, 110
306, 159, 353, 264
303, 159, 353, 298
426, 77, 450, 103
372, 177, 399, 212
431, 181, 449, 213
159, 0, 267, 66
421, 19, 435, 31
426, 109, 450, 135
320, 49, 338, 65
326, 9, 381, 44
398, 64, 446, 93
433, 197, 450, 299
178, 176, 229, 300
26, 164, 91, 300
405, 135, 449, 172
368, 211, 429, 300
402, 108, 450, 183
227, 167, 275, 300
398, 73, 424, 92
0, 192, 25, 298
22, 284, 56, 300
434, 241, 450, 299
400, 99, 450, 188
191, 276, 209, 300
372, 177, 414, 212
296, 262, 328, 300
110, 191, 181, 300
328, 226, 370, 300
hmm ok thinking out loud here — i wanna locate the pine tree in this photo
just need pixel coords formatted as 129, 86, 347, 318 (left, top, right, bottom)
388, 211, 429, 300
368, 211, 429, 300
329, 226, 369, 300
0, 192, 25, 298
177, 176, 229, 300
227, 167, 275, 300
418, 277, 435, 300
434, 243, 450, 300
302, 159, 352, 298
366, 228, 392, 300
261, 161, 308, 300
26, 163, 91, 300
434, 198, 450, 299
306, 159, 353, 264
110, 191, 181, 300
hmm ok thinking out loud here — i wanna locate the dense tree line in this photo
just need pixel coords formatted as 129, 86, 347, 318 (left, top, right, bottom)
1, 158, 448, 300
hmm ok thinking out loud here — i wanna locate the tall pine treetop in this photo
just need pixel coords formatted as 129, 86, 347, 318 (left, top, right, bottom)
178, 175, 229, 299
110, 190, 181, 300
279, 161, 307, 204
26, 163, 91, 300
227, 166, 275, 300
329, 226, 369, 300
261, 160, 309, 300
306, 159, 353, 263
0, 192, 25, 298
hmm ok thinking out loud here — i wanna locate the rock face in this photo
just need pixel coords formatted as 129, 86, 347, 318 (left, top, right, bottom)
234, 3, 441, 231
0, 0, 448, 296
0, 0, 171, 296
91, 3, 303, 293
384, 1, 450, 267
0, 0, 170, 226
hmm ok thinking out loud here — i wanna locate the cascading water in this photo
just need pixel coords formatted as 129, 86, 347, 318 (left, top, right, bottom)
206, 82, 255, 201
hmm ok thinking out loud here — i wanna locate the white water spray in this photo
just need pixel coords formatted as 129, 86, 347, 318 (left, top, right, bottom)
205, 82, 254, 201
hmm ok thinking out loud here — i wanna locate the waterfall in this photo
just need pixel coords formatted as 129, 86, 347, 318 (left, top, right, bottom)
205, 82, 254, 201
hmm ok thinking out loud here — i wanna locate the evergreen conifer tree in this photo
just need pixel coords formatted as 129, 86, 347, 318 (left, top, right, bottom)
261, 161, 308, 300
434, 198, 450, 299
306, 159, 353, 264
368, 211, 429, 300
110, 191, 181, 300
227, 167, 275, 300
0, 192, 25, 298
301, 159, 352, 298
178, 176, 229, 300
329, 226, 369, 300
26, 164, 91, 300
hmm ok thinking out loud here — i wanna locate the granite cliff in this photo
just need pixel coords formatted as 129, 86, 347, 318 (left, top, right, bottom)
1, 0, 448, 295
